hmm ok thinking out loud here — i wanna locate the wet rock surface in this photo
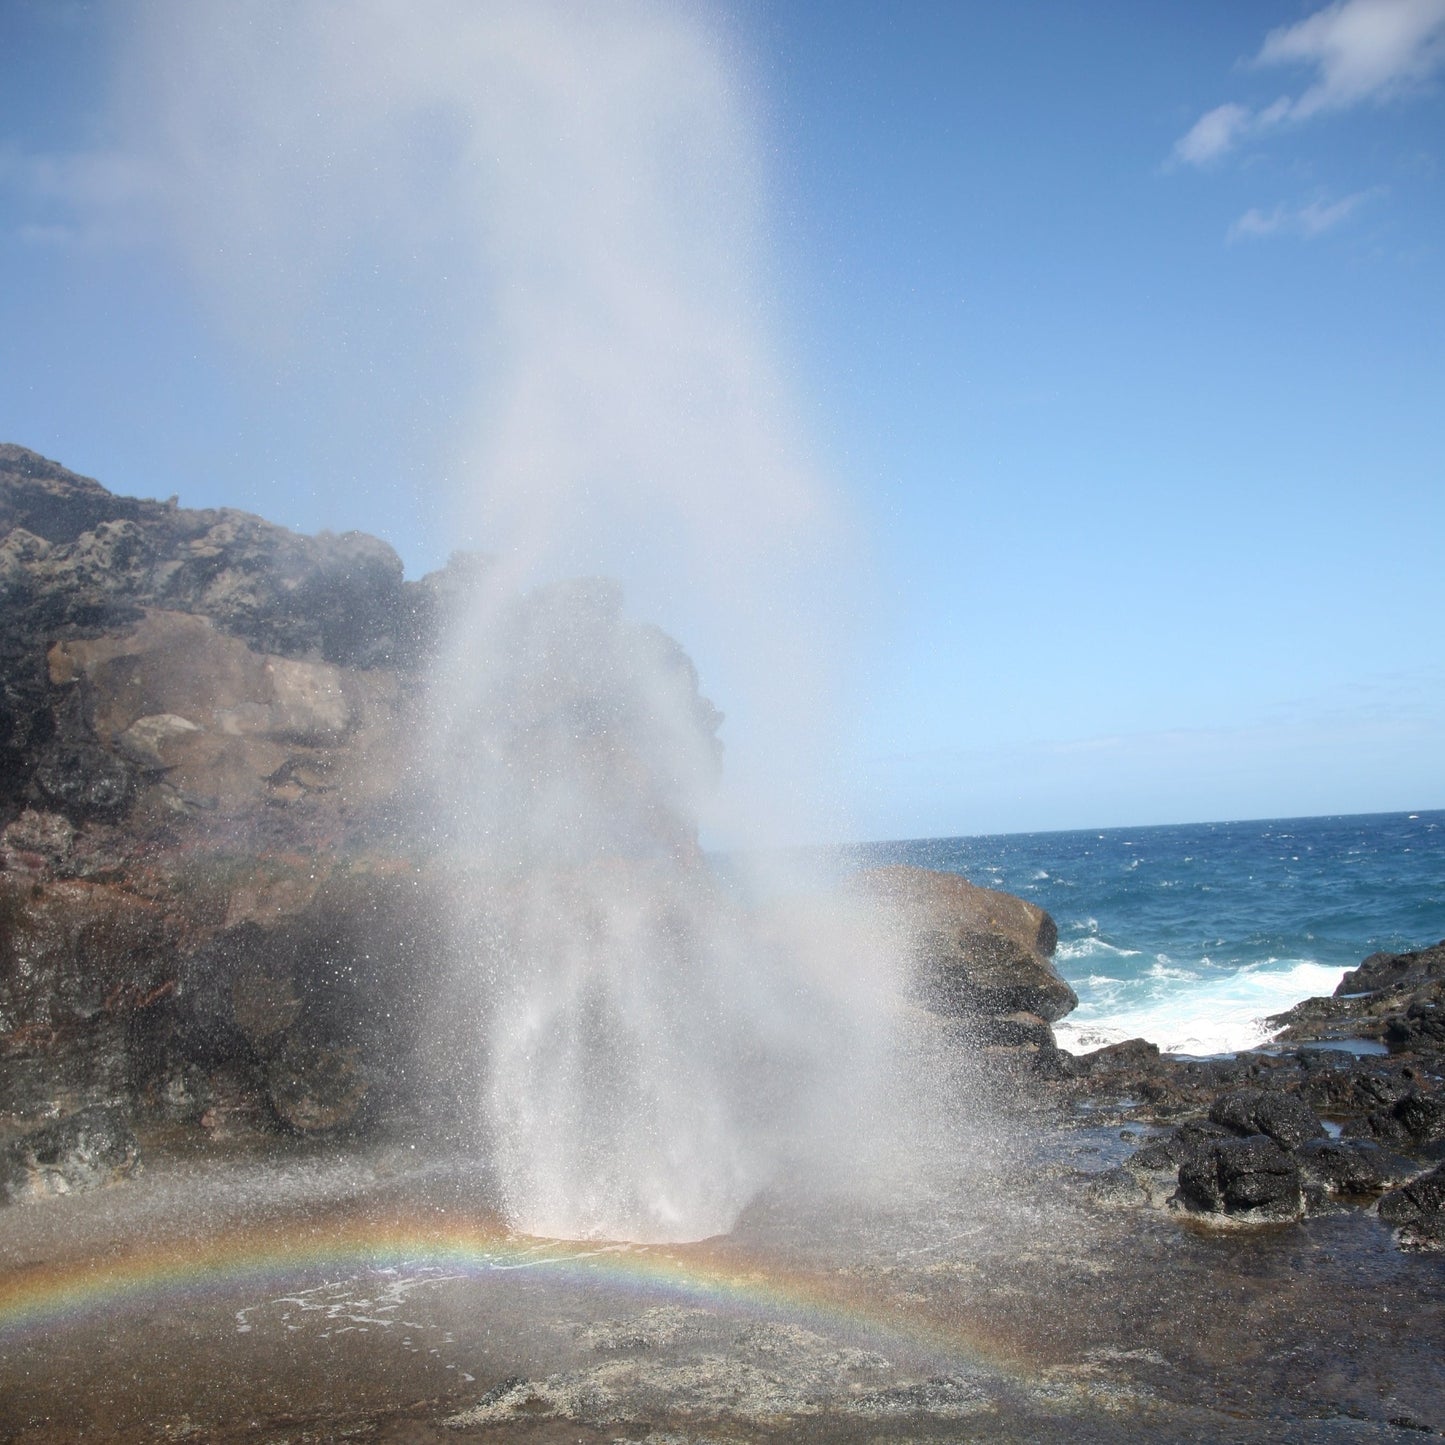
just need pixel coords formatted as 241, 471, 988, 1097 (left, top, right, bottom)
0, 1105, 139, 1204
0, 449, 729, 1150
854, 863, 1074, 1034
1039, 933, 1445, 1261
1, 1124, 1441, 1444
3, 448, 1444, 1439
1175, 1134, 1304, 1221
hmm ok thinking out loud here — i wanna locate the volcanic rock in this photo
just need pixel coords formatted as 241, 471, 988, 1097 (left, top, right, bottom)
1270, 939, 1445, 1052
1173, 1134, 1304, 1222
1342, 942, 1445, 997
1207, 1087, 1326, 1150
0, 1105, 139, 1204
0, 448, 736, 1136
1346, 1090, 1445, 1149
1295, 1139, 1416, 1199
854, 865, 1073, 1036
1376, 1163, 1445, 1250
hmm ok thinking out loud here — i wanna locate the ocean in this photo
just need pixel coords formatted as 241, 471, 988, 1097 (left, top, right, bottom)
850, 809, 1444, 1057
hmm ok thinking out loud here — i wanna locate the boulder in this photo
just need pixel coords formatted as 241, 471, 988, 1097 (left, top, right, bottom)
1174, 1134, 1304, 1222
1377, 1163, 1445, 1251
0, 1105, 140, 1204
1132, 1119, 1232, 1172
1385, 983, 1445, 1049
1296, 1139, 1416, 1199
1270, 939, 1445, 1052
1339, 942, 1445, 998
1346, 1090, 1445, 1149
1294, 1058, 1417, 1117
1207, 1087, 1326, 1151
854, 865, 1074, 1027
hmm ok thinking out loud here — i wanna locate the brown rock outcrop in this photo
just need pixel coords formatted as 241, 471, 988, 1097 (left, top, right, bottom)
0, 447, 725, 1142
853, 864, 1074, 1042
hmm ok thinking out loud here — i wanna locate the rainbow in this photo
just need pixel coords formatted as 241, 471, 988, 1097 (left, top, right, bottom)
0, 1207, 1016, 1371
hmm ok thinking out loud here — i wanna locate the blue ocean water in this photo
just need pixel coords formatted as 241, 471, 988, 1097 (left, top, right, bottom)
850, 810, 1444, 1056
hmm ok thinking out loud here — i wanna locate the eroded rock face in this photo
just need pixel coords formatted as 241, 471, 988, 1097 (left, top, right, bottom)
0, 448, 744, 1140
0, 1106, 140, 1205
854, 865, 1074, 1035
0, 445, 433, 823
46, 609, 407, 824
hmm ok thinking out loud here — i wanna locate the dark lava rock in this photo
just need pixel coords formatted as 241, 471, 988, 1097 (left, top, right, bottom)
1346, 1090, 1445, 1150
1129, 1138, 1182, 1172
1377, 1163, 1445, 1221
1074, 1037, 1163, 1076
972, 1010, 1057, 1048
1136, 1118, 1233, 1171
1208, 1087, 1326, 1150
1341, 941, 1445, 997
1031, 1042, 1081, 1080
1387, 983, 1445, 1049
1271, 939, 1445, 1049
1174, 1134, 1304, 1221
1296, 1138, 1419, 1199
1377, 1162, 1445, 1250
0, 1105, 140, 1204
1293, 1056, 1419, 1117
1394, 1090, 1445, 1144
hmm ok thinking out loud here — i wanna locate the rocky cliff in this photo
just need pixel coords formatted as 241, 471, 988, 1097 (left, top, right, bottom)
0, 446, 730, 1144
0, 445, 1069, 1161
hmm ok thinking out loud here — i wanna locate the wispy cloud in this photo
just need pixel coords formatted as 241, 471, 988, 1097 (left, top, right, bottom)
1173, 102, 1253, 166
1227, 188, 1378, 241
1258, 0, 1445, 117
1172, 0, 1445, 166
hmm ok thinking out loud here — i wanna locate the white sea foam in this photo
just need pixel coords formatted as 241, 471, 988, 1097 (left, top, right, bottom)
1055, 958, 1348, 1057
1055, 936, 1143, 964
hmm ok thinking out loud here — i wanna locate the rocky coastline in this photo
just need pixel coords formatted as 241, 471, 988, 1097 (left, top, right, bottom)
0, 445, 1082, 1169
1042, 938, 1445, 1249
2, 446, 1443, 1439
2, 444, 1441, 1242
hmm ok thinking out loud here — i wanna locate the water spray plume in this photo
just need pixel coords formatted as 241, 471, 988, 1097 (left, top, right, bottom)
120, 0, 886, 1241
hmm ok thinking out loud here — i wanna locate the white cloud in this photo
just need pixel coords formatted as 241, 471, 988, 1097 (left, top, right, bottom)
1227, 189, 1376, 241
1172, 0, 1445, 165
1172, 102, 1253, 166
1258, 0, 1445, 117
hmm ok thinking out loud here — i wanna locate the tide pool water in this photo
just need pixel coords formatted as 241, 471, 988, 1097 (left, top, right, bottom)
853, 810, 1444, 1056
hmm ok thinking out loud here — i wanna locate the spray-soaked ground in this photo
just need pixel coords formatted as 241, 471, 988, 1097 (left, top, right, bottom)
3, 1037, 1442, 1443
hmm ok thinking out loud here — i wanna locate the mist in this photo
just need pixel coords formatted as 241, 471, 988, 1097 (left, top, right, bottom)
102, 0, 890, 1240
113, 0, 858, 845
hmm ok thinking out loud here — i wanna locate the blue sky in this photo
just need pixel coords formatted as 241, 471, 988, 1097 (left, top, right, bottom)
1, 1, 1442, 839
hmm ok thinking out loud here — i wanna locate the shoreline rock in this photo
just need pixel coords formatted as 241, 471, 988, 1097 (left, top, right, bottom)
1, 448, 1075, 1176
852, 863, 1073, 1044
1049, 940, 1445, 1246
